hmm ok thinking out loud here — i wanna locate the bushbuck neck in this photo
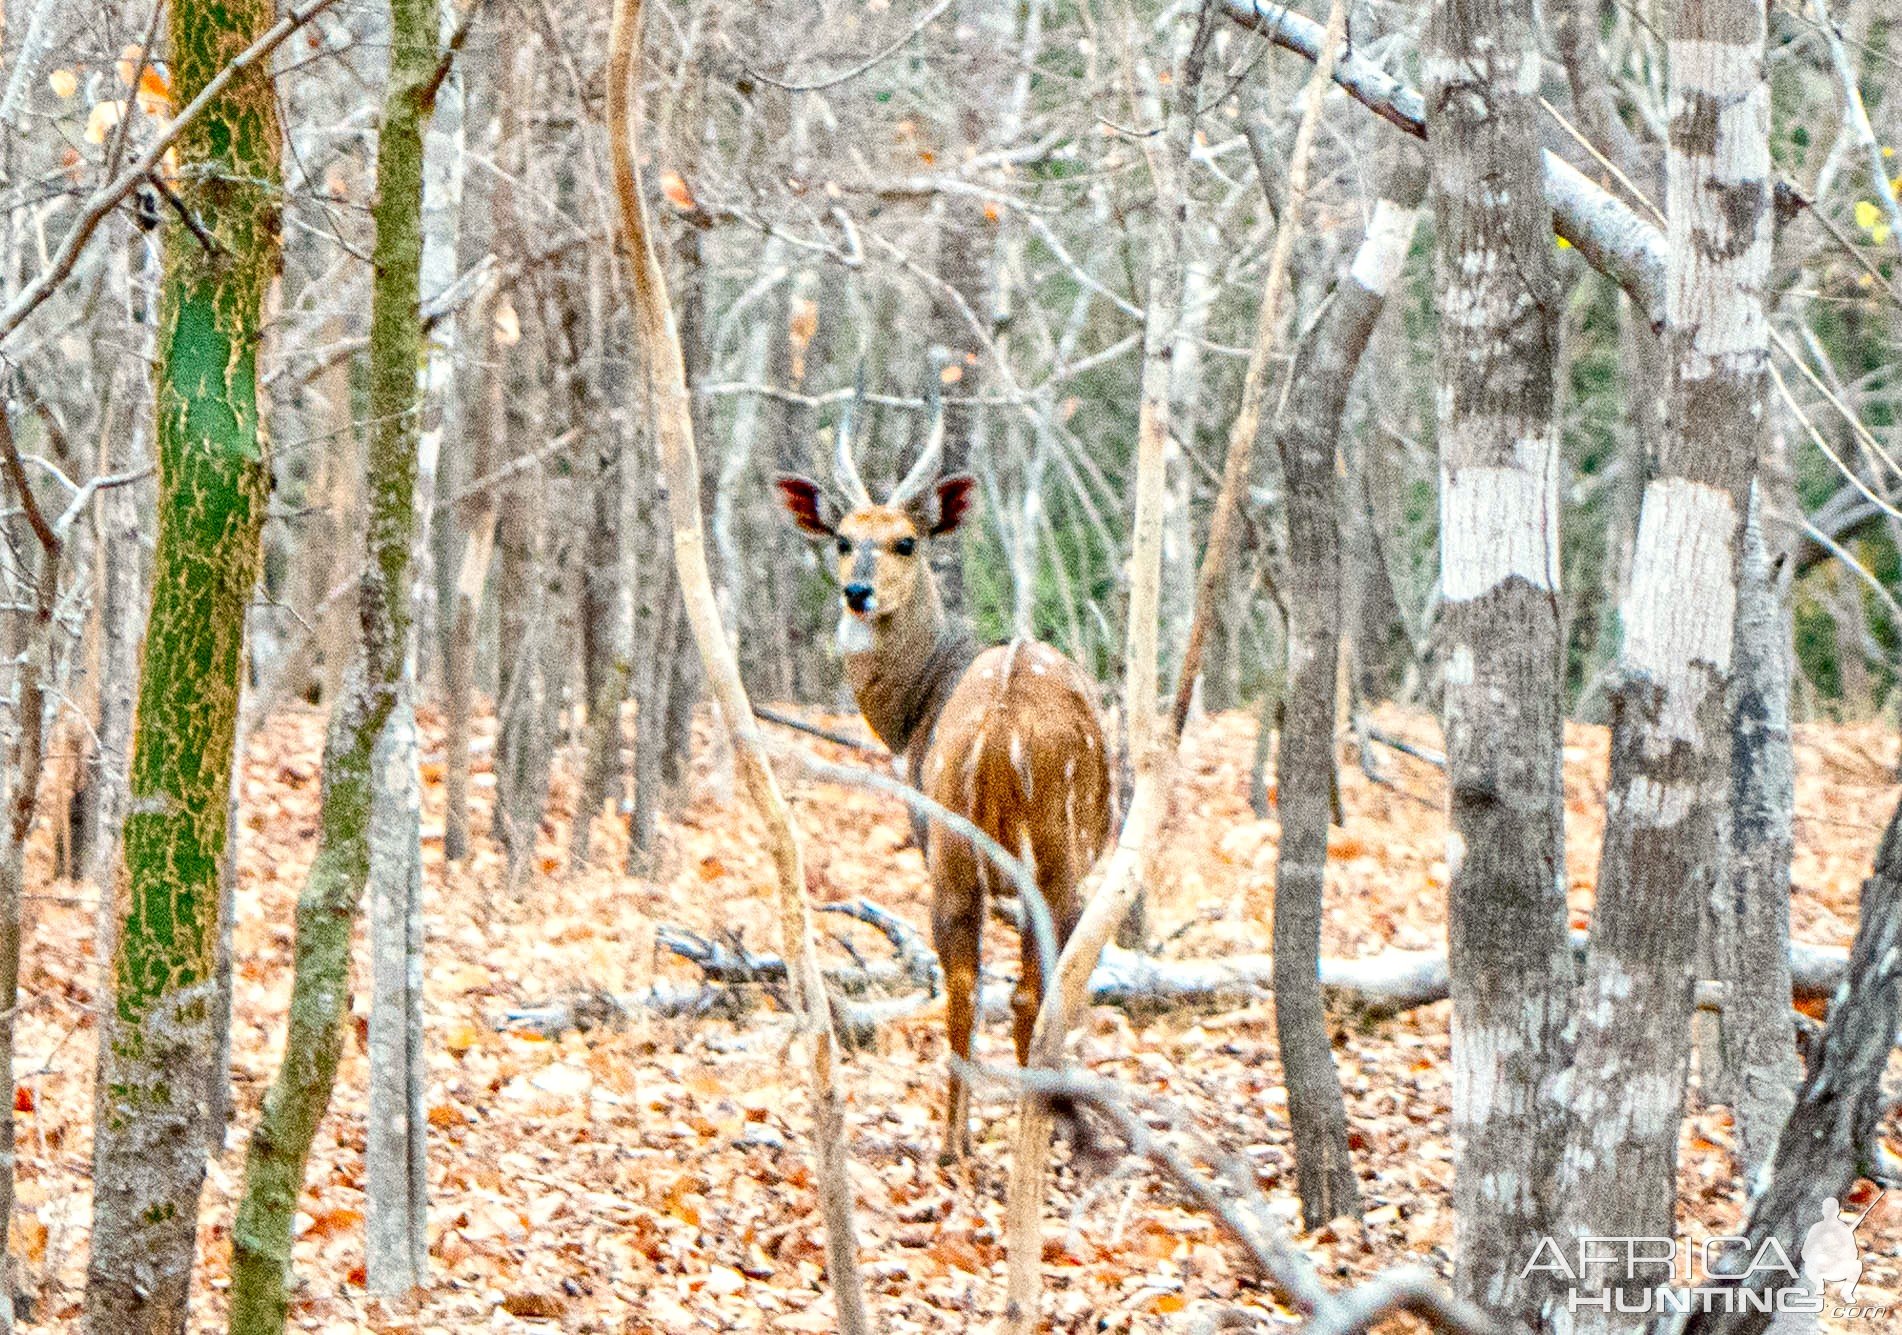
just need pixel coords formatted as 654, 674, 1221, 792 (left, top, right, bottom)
839, 558, 977, 763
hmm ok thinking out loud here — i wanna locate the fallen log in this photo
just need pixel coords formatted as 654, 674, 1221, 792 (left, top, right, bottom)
502, 912, 1853, 1036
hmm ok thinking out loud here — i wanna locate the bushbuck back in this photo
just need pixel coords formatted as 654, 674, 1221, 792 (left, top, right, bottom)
775, 387, 1111, 1160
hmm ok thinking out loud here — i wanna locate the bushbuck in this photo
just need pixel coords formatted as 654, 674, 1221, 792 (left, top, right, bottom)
775, 389, 1112, 1160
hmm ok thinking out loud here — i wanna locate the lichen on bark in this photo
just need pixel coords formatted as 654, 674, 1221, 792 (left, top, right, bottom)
226, 0, 435, 1327
85, 0, 280, 1326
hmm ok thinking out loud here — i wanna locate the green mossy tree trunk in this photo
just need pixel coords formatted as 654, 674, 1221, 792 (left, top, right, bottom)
226, 0, 435, 1329
83, 1, 280, 1328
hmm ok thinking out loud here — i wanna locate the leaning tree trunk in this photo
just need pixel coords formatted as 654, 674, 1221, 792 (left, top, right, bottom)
367, 0, 461, 1285
1272, 143, 1421, 1232
1423, 0, 1576, 1325
83, 0, 279, 1325
227, 0, 434, 1326
1554, 2, 1772, 1330
1681, 788, 1902, 1335
608, 2, 872, 1330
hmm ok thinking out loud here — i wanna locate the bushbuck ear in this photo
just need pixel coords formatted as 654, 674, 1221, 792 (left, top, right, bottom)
928, 474, 977, 536
774, 475, 837, 537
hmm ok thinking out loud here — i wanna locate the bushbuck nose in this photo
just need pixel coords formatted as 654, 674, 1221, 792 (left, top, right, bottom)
843, 583, 875, 613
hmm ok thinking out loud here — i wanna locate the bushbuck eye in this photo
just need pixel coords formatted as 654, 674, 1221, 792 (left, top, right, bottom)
893, 537, 916, 557
836, 536, 851, 555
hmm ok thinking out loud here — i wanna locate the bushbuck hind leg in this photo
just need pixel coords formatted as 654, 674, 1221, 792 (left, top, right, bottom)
929, 839, 982, 1164
1010, 844, 1083, 1065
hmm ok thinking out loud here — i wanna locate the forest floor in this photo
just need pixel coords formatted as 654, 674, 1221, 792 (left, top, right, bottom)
10, 703, 1902, 1332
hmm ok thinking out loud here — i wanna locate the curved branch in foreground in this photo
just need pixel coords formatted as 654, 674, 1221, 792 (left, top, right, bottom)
605, 1, 871, 1329
997, 1068, 1503, 1335
1218, 0, 1668, 328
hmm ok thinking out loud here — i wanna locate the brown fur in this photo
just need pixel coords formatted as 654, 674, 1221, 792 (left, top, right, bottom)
920, 641, 1110, 1159
775, 472, 1110, 1160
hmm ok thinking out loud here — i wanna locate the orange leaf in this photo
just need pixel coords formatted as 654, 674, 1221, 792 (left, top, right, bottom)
503, 1293, 567, 1319
13, 1085, 33, 1113
302, 1206, 362, 1241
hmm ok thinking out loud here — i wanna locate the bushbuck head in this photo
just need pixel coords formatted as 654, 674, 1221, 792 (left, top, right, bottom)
774, 384, 976, 654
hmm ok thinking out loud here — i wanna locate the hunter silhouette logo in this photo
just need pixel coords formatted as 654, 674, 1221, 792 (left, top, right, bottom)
1801, 1193, 1882, 1303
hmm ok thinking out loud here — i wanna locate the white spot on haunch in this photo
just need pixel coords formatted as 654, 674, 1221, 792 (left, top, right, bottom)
1010, 731, 1032, 798
1446, 644, 1476, 686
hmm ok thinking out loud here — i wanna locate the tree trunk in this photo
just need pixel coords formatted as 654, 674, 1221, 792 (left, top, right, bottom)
1681, 787, 1902, 1335
227, 0, 432, 1322
0, 407, 62, 1335
1554, 4, 1772, 1329
368, 1, 460, 1281
84, 0, 279, 1323
366, 691, 428, 1294
1423, 0, 1576, 1324
1713, 487, 1797, 1176
628, 442, 675, 876
442, 11, 508, 864
1273, 146, 1422, 1232
569, 320, 629, 872
1003, 5, 1211, 1327
493, 444, 550, 880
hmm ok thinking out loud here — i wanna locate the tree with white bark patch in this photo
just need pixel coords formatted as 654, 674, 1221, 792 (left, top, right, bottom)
1554, 2, 1775, 1329
1422, 1, 1578, 1324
